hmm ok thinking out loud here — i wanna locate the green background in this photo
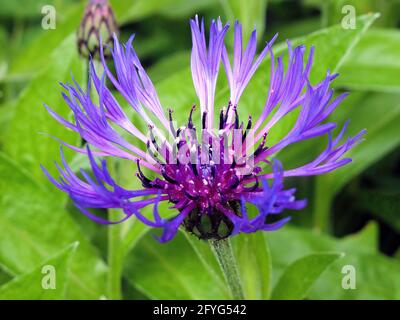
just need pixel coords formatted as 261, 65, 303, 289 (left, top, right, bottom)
0, 0, 399, 300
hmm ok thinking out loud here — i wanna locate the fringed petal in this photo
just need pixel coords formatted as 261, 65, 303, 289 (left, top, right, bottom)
190, 15, 229, 128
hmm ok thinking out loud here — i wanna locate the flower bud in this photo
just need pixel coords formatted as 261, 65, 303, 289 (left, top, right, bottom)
77, 0, 118, 59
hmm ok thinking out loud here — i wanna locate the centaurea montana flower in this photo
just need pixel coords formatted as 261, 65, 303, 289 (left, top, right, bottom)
43, 17, 365, 242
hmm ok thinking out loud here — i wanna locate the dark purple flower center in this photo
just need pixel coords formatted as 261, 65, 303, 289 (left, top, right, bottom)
136, 105, 266, 239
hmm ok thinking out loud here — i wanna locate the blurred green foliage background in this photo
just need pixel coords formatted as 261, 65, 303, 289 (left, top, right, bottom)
0, 0, 399, 300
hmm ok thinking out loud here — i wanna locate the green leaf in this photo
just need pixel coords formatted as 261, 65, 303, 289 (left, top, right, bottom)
268, 224, 400, 299
0, 153, 107, 299
339, 222, 379, 252
0, 243, 77, 300
336, 29, 400, 92
4, 35, 83, 183
301, 13, 379, 84
123, 231, 229, 300
0, 265, 12, 287
305, 0, 397, 28
271, 252, 343, 300
8, 4, 84, 77
232, 232, 272, 299
310, 253, 400, 300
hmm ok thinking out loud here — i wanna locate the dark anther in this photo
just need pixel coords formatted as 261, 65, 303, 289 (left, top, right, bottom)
229, 175, 241, 190
219, 109, 225, 130
202, 112, 207, 129
188, 104, 196, 129
246, 176, 259, 192
253, 133, 268, 157
168, 109, 177, 138
148, 125, 159, 151
242, 115, 252, 142
184, 190, 199, 201
224, 101, 232, 124
177, 140, 186, 151
234, 107, 239, 129
246, 115, 253, 130
191, 163, 199, 176
211, 164, 216, 178
161, 167, 178, 185
136, 160, 154, 188
230, 158, 236, 169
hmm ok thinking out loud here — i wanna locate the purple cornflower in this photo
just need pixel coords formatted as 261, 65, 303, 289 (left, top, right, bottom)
43, 17, 365, 242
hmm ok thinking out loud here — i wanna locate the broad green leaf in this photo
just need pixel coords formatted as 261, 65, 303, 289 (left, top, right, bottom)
336, 29, 400, 92
123, 231, 229, 300
8, 4, 84, 77
305, 0, 397, 28
0, 153, 107, 299
232, 232, 272, 299
4, 35, 83, 183
271, 252, 343, 300
339, 222, 379, 252
268, 224, 400, 299
310, 253, 400, 299
0, 243, 77, 300
299, 13, 379, 84
0, 265, 12, 286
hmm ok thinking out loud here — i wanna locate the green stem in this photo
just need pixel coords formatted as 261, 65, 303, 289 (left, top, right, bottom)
209, 238, 244, 300
107, 209, 123, 300
107, 156, 124, 300
320, 0, 331, 28
313, 176, 334, 233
